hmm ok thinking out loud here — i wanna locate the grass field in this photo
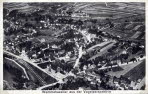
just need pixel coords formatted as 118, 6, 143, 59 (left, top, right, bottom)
106, 60, 145, 78
124, 60, 145, 81
73, 2, 144, 19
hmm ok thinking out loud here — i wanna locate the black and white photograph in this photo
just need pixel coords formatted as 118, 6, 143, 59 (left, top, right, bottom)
3, 2, 145, 90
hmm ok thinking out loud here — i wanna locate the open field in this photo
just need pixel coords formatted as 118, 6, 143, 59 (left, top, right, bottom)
124, 60, 145, 81
106, 60, 145, 78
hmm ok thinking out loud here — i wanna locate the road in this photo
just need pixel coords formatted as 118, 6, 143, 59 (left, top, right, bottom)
4, 50, 76, 90
17, 59, 47, 85
4, 52, 47, 85
4, 50, 64, 81
4, 57, 30, 80
37, 82, 59, 90
74, 46, 83, 68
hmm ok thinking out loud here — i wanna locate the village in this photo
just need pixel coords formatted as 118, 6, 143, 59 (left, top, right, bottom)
3, 2, 145, 90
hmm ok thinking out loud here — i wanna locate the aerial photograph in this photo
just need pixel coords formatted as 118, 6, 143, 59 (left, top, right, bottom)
3, 2, 145, 90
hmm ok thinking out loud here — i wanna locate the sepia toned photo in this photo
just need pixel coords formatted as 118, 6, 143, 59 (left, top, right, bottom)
3, 2, 145, 90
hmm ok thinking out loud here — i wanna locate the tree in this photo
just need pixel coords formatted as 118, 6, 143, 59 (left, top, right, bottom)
9, 10, 18, 17
3, 8, 9, 17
